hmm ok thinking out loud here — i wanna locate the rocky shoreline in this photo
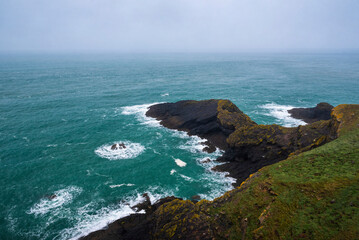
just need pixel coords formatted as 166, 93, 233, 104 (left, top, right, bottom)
82, 100, 344, 240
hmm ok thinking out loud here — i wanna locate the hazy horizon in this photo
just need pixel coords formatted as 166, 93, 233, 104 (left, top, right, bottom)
1, 0, 359, 53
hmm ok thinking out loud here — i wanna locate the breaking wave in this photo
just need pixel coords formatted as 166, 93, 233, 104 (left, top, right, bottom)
260, 103, 307, 127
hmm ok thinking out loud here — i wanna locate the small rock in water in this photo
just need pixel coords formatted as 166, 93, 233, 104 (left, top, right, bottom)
203, 146, 216, 153
200, 158, 212, 164
48, 194, 57, 200
111, 143, 126, 150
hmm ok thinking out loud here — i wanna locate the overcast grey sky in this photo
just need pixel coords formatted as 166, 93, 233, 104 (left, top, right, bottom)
0, 0, 359, 52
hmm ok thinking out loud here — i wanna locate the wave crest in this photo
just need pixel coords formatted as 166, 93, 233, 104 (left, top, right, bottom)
260, 103, 306, 127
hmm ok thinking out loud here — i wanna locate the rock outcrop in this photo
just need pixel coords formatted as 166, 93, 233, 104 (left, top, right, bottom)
111, 143, 126, 150
146, 99, 255, 150
288, 102, 334, 123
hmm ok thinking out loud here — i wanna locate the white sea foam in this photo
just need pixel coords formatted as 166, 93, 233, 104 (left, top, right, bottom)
170, 130, 211, 154
170, 169, 176, 175
179, 174, 193, 182
27, 186, 83, 216
46, 144, 58, 147
59, 187, 174, 240
194, 156, 236, 200
174, 158, 187, 167
121, 102, 163, 127
199, 171, 236, 200
60, 198, 144, 240
153, 149, 160, 155
260, 103, 307, 127
109, 184, 135, 188
95, 141, 145, 160
161, 93, 169, 97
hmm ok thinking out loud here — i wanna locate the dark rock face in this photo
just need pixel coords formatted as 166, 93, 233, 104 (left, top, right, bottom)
146, 99, 255, 150
288, 102, 334, 123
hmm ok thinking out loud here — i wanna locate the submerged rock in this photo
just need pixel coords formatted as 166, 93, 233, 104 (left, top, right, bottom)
288, 102, 334, 123
47, 194, 57, 200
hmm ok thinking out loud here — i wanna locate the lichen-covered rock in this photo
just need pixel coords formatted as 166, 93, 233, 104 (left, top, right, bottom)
152, 199, 214, 240
217, 99, 256, 130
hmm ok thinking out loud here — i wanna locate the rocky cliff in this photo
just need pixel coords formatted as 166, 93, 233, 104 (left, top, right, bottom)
83, 101, 359, 240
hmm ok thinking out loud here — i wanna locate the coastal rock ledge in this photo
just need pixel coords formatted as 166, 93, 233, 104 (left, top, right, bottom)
82, 100, 359, 240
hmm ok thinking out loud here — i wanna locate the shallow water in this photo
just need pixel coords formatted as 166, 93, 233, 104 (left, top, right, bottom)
1, 53, 358, 239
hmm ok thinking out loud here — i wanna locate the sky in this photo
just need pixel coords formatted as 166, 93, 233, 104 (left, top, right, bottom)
0, 0, 359, 53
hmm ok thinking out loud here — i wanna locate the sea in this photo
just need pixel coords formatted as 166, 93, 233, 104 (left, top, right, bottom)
0, 53, 358, 240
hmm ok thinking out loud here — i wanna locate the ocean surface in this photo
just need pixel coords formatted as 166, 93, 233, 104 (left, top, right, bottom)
0, 53, 358, 240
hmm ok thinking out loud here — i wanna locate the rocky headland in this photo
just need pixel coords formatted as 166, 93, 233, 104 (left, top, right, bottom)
83, 100, 359, 240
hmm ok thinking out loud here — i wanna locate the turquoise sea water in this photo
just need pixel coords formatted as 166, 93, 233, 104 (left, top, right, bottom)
0, 53, 358, 239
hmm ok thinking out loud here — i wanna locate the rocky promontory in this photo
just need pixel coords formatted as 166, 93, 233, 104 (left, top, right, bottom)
83, 100, 359, 240
147, 100, 338, 186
